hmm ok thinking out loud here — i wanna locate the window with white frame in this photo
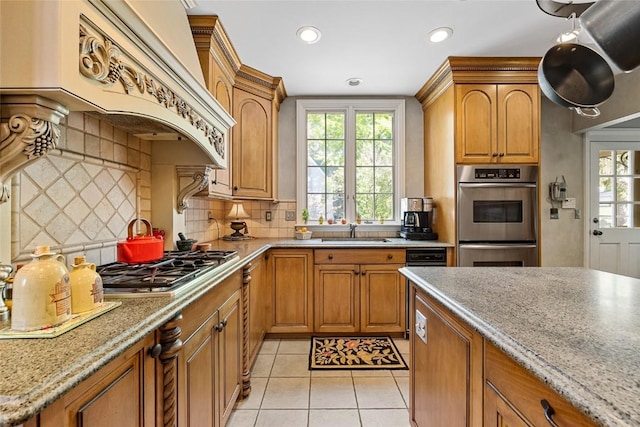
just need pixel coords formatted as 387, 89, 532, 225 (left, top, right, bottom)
296, 99, 405, 224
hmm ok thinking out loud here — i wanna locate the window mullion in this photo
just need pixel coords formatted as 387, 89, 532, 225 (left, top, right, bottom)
345, 106, 357, 221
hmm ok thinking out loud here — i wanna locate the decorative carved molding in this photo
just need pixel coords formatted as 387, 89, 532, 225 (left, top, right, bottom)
0, 96, 68, 204
241, 263, 252, 398
176, 165, 213, 213
159, 313, 183, 427
79, 23, 226, 159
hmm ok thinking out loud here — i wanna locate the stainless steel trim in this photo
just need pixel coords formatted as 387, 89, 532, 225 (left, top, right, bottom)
458, 183, 537, 189
459, 244, 537, 250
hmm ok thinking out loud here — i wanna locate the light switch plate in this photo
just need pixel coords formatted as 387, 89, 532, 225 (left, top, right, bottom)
265, 211, 272, 221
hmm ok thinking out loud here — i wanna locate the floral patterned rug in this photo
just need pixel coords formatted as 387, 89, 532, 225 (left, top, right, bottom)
309, 336, 408, 370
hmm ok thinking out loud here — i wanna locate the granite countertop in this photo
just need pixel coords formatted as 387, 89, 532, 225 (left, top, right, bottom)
0, 237, 449, 425
400, 266, 640, 427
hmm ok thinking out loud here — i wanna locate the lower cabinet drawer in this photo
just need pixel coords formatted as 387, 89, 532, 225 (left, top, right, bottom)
314, 249, 406, 264
485, 342, 597, 427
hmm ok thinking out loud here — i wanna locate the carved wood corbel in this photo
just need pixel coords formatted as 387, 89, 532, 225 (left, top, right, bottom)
0, 96, 68, 203
175, 165, 212, 213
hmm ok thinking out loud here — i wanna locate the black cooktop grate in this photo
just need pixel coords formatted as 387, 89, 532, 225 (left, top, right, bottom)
98, 250, 238, 293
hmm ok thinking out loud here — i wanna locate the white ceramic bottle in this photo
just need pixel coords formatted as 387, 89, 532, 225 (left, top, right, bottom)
69, 256, 104, 314
11, 245, 71, 331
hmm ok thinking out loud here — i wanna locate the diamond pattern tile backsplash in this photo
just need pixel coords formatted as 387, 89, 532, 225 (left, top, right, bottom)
10, 112, 150, 266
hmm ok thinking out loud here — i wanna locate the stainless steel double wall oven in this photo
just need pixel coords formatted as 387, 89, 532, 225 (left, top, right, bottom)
457, 165, 539, 267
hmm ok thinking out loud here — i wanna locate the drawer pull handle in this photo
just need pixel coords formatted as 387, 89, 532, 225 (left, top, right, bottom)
328, 254, 334, 260
387, 254, 393, 259
148, 343, 162, 359
540, 399, 560, 427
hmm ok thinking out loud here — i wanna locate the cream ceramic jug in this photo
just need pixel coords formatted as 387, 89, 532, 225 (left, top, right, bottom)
11, 245, 71, 331
69, 256, 104, 314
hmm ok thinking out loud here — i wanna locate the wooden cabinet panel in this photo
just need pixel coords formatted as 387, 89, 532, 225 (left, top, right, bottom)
315, 249, 406, 264
39, 333, 156, 427
485, 342, 597, 427
498, 84, 539, 163
247, 256, 266, 367
456, 84, 496, 163
232, 87, 272, 199
267, 249, 313, 333
456, 83, 539, 164
360, 264, 405, 333
175, 271, 243, 427
314, 264, 360, 333
181, 315, 217, 427
485, 385, 532, 427
313, 250, 406, 334
410, 284, 483, 427
219, 290, 242, 427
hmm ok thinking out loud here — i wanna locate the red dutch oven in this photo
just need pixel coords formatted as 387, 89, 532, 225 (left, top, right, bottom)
117, 218, 164, 263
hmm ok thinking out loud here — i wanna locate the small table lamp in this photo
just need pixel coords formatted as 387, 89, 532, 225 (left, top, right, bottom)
224, 202, 250, 240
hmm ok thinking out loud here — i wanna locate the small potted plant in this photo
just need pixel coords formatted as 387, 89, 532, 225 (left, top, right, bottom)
302, 208, 309, 224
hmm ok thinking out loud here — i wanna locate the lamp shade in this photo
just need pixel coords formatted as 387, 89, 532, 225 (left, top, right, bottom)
227, 203, 249, 219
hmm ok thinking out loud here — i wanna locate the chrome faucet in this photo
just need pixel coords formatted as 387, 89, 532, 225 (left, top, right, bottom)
349, 223, 358, 238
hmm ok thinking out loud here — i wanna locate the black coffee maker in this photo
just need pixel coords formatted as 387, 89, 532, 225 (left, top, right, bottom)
400, 198, 438, 240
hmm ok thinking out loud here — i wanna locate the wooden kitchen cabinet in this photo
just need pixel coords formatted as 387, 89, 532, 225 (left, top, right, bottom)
266, 249, 314, 333
410, 282, 483, 427
232, 66, 286, 200
456, 84, 539, 164
485, 341, 597, 427
175, 271, 242, 427
242, 253, 266, 397
416, 57, 541, 248
36, 332, 156, 427
189, 16, 241, 199
314, 249, 406, 334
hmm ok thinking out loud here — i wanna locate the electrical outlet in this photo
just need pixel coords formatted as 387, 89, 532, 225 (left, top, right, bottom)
265, 211, 272, 221
285, 210, 296, 221
575, 209, 582, 219
562, 198, 576, 209
550, 207, 559, 220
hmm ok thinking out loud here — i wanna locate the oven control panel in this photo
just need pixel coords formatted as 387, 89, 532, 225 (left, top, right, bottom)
474, 168, 521, 179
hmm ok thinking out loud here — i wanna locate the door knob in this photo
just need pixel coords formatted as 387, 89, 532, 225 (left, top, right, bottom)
592, 230, 603, 236
593, 217, 599, 223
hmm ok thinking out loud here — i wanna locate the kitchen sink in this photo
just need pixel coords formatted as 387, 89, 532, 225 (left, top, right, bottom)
321, 237, 390, 242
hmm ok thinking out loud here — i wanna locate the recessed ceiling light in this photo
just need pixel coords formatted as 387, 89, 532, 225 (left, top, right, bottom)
429, 27, 453, 43
296, 26, 321, 44
346, 77, 363, 87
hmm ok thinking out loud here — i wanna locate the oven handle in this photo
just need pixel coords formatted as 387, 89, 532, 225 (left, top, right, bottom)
458, 182, 537, 189
459, 244, 537, 249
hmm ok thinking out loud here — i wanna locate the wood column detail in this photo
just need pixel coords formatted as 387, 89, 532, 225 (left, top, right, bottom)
241, 263, 252, 398
159, 313, 183, 427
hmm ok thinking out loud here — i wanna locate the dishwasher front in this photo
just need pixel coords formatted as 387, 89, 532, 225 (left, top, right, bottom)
404, 248, 447, 338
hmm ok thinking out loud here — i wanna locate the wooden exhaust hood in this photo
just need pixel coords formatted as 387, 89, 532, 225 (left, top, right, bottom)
0, 0, 235, 203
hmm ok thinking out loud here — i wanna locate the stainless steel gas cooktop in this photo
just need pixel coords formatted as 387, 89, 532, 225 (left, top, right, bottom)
98, 250, 239, 296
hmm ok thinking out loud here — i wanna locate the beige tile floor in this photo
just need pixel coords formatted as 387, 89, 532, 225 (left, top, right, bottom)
228, 338, 411, 427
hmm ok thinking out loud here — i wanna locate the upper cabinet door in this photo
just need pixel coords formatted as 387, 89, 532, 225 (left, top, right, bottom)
497, 84, 540, 163
232, 87, 273, 199
455, 84, 497, 163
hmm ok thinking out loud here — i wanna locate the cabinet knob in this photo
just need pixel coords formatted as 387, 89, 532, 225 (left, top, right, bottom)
148, 343, 162, 359
540, 399, 560, 427
492, 153, 499, 157
211, 179, 217, 185
328, 254, 334, 260
361, 270, 366, 276
387, 254, 393, 259
499, 152, 505, 157
233, 186, 238, 191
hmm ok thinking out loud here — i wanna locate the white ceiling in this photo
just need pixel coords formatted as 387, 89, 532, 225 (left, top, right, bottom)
187, 0, 590, 96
